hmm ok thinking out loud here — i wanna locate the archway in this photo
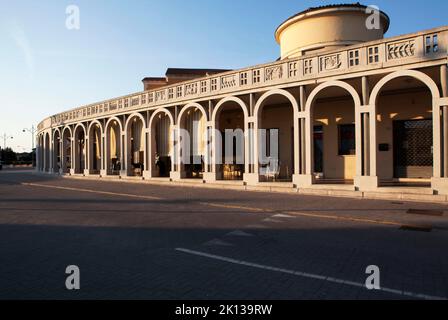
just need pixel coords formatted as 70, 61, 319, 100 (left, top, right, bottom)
149, 109, 173, 178
88, 121, 103, 174
44, 133, 50, 172
105, 118, 122, 175
38, 134, 44, 171
73, 124, 86, 174
53, 130, 61, 173
306, 81, 361, 185
125, 114, 146, 177
212, 97, 248, 180
370, 70, 440, 186
62, 127, 72, 174
255, 90, 299, 182
178, 104, 207, 179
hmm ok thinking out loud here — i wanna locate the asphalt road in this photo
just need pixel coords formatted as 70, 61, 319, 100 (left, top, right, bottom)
0, 169, 447, 300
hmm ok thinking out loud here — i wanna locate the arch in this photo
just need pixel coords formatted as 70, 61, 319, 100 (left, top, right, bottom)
212, 96, 249, 180
73, 123, 87, 136
44, 132, 50, 172
178, 102, 208, 124
105, 117, 124, 175
87, 120, 104, 174
370, 70, 440, 181
124, 113, 147, 176
177, 102, 208, 179
52, 128, 61, 142
87, 119, 104, 136
369, 70, 440, 107
73, 123, 87, 174
52, 129, 61, 173
212, 96, 249, 123
305, 80, 361, 183
149, 108, 174, 129
62, 126, 73, 139
254, 89, 300, 119
125, 112, 147, 132
105, 116, 123, 133
305, 80, 362, 113
149, 108, 174, 178
61, 126, 72, 174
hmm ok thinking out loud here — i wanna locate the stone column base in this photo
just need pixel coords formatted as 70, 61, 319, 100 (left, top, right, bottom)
100, 170, 107, 177
142, 170, 151, 180
69, 169, 75, 175
244, 173, 259, 185
432, 177, 448, 195
354, 176, 379, 191
170, 171, 185, 180
119, 170, 127, 178
203, 172, 217, 183
83, 169, 89, 176
293, 174, 313, 187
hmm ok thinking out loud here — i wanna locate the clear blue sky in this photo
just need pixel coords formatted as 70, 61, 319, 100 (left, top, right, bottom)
1, 0, 447, 152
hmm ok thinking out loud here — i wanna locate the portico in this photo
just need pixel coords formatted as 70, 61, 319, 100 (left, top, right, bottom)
35, 3, 448, 197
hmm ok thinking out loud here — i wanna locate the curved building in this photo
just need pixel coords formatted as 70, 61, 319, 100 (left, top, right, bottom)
36, 3, 448, 195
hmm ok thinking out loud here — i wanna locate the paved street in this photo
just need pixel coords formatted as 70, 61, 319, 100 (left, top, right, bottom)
0, 168, 447, 300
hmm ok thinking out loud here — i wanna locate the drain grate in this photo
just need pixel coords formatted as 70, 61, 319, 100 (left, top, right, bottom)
400, 225, 433, 232
406, 209, 444, 217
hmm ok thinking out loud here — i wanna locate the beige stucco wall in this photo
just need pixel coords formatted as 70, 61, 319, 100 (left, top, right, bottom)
314, 98, 356, 180
276, 9, 388, 59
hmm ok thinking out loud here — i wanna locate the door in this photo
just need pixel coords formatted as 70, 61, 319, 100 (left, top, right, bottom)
393, 119, 433, 179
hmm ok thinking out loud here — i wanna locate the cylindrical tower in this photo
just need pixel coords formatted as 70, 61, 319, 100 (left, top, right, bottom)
275, 3, 390, 59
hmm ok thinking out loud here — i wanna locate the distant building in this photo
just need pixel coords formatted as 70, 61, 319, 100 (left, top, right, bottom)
36, 3, 448, 196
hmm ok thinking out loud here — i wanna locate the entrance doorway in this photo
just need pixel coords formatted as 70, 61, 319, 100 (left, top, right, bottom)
393, 119, 433, 179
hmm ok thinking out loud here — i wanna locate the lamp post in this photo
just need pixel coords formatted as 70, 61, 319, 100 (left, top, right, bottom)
23, 125, 37, 150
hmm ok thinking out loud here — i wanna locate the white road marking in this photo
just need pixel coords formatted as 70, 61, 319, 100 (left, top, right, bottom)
263, 218, 283, 223
175, 248, 447, 300
272, 214, 296, 219
21, 182, 162, 200
226, 230, 255, 237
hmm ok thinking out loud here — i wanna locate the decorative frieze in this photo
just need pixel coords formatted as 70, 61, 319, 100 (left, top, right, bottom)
320, 54, 342, 72
388, 39, 415, 60
265, 65, 283, 81
221, 75, 237, 89
185, 83, 198, 96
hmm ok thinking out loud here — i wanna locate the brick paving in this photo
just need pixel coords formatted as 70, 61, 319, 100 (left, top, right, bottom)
0, 169, 447, 300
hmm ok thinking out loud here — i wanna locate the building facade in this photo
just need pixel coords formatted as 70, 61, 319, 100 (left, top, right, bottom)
36, 4, 448, 195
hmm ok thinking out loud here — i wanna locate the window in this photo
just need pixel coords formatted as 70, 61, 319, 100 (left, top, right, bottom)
349, 50, 360, 67
426, 35, 439, 54
253, 69, 261, 83
338, 124, 356, 155
141, 94, 147, 105
289, 62, 298, 77
168, 88, 174, 99
176, 86, 183, 98
211, 78, 218, 91
200, 81, 207, 93
304, 59, 313, 75
148, 93, 154, 103
240, 72, 248, 86
368, 46, 379, 64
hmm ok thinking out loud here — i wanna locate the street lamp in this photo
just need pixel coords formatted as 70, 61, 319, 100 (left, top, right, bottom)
23, 125, 37, 150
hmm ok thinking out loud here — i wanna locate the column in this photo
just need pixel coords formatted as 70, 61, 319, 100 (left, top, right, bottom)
355, 76, 379, 191
432, 64, 448, 194
294, 86, 313, 187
